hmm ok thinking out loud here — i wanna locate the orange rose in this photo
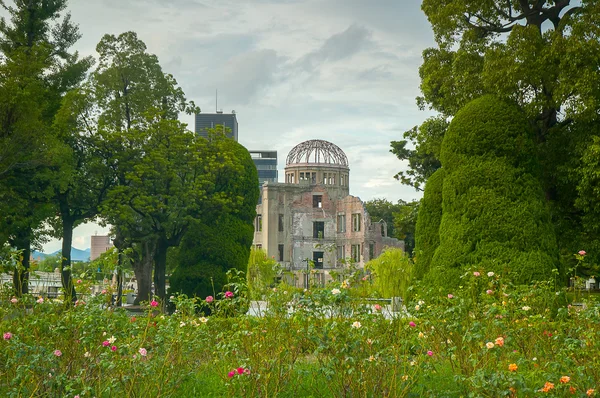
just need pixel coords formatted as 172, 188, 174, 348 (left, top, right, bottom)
560, 376, 571, 384
508, 363, 518, 372
541, 382, 555, 392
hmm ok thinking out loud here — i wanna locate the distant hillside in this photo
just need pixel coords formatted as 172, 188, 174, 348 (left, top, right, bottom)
31, 248, 91, 263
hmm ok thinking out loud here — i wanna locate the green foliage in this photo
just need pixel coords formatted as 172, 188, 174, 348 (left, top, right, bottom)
365, 247, 413, 301
364, 198, 419, 254
425, 96, 559, 287
396, 1, 600, 279
364, 198, 401, 238
392, 199, 419, 256
439, 96, 537, 171
2, 269, 600, 396
34, 254, 62, 273
247, 248, 280, 300
0, 0, 92, 298
88, 248, 119, 274
169, 215, 254, 300
390, 116, 447, 191
169, 135, 259, 300
413, 168, 444, 279
90, 31, 201, 300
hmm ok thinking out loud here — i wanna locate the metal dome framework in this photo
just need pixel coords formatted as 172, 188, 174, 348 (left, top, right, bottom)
286, 139, 349, 167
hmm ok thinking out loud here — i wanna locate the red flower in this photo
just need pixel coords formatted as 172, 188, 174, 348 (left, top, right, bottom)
237, 367, 244, 374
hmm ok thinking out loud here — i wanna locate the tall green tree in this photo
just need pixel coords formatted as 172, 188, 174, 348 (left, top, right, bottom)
50, 88, 114, 302
397, 0, 600, 273
169, 129, 259, 301
0, 0, 91, 296
90, 31, 198, 302
0, 171, 53, 294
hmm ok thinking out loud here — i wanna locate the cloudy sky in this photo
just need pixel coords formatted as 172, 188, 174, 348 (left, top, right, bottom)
37, 0, 437, 252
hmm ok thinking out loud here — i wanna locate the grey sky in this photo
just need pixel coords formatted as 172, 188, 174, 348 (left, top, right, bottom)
29, 0, 437, 251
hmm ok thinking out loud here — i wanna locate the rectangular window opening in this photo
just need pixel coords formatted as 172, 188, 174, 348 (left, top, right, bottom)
337, 245, 345, 264
278, 214, 284, 232
351, 244, 361, 262
256, 214, 262, 232
313, 195, 323, 208
352, 213, 361, 232
337, 214, 346, 233
313, 251, 324, 269
313, 221, 325, 239
278, 244, 284, 262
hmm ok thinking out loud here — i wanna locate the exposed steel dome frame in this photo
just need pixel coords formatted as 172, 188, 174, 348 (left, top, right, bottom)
286, 139, 349, 167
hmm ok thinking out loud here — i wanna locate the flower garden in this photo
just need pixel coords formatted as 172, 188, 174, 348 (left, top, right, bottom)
0, 270, 600, 397
1, 267, 599, 398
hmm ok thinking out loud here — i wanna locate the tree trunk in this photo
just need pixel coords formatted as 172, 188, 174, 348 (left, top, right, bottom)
133, 238, 154, 305
113, 229, 124, 307
61, 217, 77, 303
153, 236, 168, 300
12, 236, 31, 296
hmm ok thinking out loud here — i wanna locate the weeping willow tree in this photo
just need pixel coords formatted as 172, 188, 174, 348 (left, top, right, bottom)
364, 247, 413, 301
246, 248, 281, 300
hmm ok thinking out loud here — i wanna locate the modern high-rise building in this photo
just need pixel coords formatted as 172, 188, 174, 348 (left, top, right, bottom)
249, 150, 278, 186
194, 111, 238, 141
91, 235, 113, 261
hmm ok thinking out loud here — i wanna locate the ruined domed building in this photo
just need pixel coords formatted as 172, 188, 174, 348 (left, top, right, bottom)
253, 139, 404, 287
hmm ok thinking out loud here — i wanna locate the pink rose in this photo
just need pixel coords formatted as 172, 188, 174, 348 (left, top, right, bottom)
3, 332, 12, 340
205, 296, 214, 303
374, 304, 382, 311
579, 250, 586, 256
427, 350, 433, 356
224, 291, 234, 299
447, 294, 453, 299
486, 290, 493, 295
409, 321, 416, 327
111, 346, 117, 352
10, 298, 17, 304
227, 370, 235, 378
102, 340, 110, 347
237, 367, 245, 374
54, 350, 62, 357
150, 300, 159, 307
473, 271, 480, 277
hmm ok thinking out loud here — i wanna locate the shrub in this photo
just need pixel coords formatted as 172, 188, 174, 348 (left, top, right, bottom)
413, 168, 444, 279
425, 96, 559, 287
169, 215, 254, 300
